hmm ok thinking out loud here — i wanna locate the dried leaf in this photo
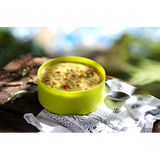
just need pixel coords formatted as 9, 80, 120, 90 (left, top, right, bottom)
6, 90, 28, 103
28, 76, 38, 85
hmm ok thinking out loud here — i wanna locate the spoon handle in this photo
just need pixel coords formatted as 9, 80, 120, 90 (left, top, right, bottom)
105, 81, 112, 91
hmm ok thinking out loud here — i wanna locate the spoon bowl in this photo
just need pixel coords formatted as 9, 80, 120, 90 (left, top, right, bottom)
105, 81, 130, 101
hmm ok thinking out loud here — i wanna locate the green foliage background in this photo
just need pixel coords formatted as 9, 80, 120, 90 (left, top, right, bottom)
1, 27, 160, 86
108, 33, 160, 84
0, 28, 45, 70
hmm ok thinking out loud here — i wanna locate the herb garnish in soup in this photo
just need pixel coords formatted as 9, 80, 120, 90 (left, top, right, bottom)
39, 62, 103, 91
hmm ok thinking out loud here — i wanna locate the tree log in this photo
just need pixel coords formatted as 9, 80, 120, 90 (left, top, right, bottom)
0, 53, 160, 132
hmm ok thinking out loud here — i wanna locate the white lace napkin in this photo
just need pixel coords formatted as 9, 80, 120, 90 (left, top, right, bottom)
24, 79, 160, 133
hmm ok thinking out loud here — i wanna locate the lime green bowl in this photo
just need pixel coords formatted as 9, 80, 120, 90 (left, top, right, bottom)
37, 56, 105, 115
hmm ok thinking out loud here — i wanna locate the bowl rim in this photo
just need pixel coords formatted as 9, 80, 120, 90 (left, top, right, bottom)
37, 56, 106, 94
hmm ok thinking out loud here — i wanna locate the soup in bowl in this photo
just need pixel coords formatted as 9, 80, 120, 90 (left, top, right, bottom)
37, 56, 105, 115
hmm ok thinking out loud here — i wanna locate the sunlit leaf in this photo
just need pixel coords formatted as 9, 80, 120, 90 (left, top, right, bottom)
132, 81, 160, 96
129, 58, 160, 85
6, 90, 28, 103
20, 67, 32, 77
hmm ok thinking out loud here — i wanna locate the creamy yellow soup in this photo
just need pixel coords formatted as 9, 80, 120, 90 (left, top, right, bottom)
39, 62, 103, 92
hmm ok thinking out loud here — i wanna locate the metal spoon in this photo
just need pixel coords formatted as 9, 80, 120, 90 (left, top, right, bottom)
105, 81, 130, 101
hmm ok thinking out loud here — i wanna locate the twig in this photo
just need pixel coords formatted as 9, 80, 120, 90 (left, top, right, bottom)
0, 81, 23, 86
